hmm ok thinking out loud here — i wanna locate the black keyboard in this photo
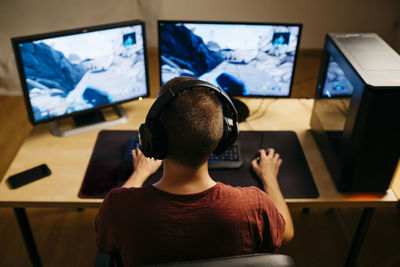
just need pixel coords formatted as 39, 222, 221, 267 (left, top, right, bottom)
209, 142, 243, 169
123, 137, 140, 163
123, 137, 243, 170
116, 137, 139, 182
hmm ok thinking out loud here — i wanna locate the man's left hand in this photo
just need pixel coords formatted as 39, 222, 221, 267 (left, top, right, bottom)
122, 148, 162, 188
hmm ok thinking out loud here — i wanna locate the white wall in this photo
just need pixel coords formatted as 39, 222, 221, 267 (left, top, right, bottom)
1, 0, 399, 94
142, 0, 400, 49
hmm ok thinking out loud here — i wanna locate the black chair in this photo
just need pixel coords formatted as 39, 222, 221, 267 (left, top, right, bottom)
95, 251, 296, 267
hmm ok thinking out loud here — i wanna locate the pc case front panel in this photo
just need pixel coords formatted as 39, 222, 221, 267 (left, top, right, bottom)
311, 33, 400, 193
311, 35, 364, 191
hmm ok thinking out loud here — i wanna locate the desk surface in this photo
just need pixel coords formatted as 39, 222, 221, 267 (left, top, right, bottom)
0, 98, 398, 208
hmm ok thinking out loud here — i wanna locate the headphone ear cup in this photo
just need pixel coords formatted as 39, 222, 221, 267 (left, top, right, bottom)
140, 118, 168, 159
138, 123, 152, 157
151, 118, 168, 159
213, 116, 238, 155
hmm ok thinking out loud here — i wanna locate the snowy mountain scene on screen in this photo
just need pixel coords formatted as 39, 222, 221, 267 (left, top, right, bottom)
159, 22, 300, 97
19, 25, 147, 122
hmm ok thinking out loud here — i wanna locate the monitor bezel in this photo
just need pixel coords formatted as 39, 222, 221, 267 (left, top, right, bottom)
157, 20, 303, 98
12, 20, 150, 126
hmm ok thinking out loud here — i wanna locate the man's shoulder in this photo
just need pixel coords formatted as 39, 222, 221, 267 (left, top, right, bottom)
216, 183, 267, 204
109, 185, 142, 194
217, 183, 276, 208
105, 185, 152, 202
218, 182, 264, 196
109, 186, 142, 194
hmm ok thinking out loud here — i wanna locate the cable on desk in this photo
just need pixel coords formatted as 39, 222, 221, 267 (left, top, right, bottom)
297, 98, 314, 110
243, 113, 264, 150
246, 98, 277, 122
247, 98, 265, 119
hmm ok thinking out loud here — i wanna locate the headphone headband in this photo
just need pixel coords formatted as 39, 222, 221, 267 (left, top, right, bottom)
146, 80, 238, 122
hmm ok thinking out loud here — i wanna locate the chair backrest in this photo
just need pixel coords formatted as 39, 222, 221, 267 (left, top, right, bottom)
95, 252, 296, 267
143, 253, 296, 267
95, 250, 122, 267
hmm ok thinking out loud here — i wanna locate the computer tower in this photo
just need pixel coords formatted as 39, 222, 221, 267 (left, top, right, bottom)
310, 33, 400, 193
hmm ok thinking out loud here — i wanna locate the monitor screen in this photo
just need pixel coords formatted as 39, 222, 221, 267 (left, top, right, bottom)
158, 21, 302, 97
321, 55, 354, 98
13, 21, 149, 124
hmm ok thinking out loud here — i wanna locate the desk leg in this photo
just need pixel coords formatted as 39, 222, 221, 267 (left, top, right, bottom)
345, 207, 375, 267
13, 208, 42, 267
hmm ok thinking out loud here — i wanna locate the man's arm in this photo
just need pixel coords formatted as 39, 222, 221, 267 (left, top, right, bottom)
122, 148, 162, 188
251, 148, 294, 244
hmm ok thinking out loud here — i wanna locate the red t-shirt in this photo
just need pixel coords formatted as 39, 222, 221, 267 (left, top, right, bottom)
96, 182, 285, 267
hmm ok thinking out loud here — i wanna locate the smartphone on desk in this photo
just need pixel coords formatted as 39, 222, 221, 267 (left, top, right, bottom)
7, 164, 51, 189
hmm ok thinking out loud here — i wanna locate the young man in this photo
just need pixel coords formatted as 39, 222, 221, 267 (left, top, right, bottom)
96, 77, 294, 266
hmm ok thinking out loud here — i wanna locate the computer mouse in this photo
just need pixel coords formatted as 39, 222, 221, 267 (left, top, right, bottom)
254, 152, 261, 164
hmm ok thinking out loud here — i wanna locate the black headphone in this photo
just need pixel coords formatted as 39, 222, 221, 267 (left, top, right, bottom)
138, 79, 239, 159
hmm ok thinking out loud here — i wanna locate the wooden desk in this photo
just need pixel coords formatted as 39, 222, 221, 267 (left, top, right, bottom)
0, 98, 398, 267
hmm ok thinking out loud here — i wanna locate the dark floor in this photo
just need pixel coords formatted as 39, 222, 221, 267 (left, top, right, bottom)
283, 207, 400, 267
0, 206, 399, 267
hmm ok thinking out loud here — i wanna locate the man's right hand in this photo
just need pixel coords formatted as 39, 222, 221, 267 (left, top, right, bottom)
251, 148, 282, 188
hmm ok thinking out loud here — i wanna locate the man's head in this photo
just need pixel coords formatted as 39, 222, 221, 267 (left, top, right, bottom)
159, 77, 224, 168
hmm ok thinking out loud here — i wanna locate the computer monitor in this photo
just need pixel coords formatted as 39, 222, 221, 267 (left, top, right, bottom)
320, 56, 354, 98
311, 33, 400, 192
158, 20, 302, 121
12, 20, 149, 136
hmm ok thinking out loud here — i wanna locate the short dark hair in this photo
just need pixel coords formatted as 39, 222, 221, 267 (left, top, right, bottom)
159, 77, 223, 168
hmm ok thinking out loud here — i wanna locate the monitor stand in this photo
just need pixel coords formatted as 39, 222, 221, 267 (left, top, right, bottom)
231, 98, 249, 122
49, 105, 128, 137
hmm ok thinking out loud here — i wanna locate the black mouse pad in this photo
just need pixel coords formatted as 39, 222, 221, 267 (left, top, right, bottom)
79, 130, 319, 198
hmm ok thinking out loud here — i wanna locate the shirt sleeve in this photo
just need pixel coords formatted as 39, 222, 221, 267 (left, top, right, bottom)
256, 190, 286, 252
95, 192, 117, 253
